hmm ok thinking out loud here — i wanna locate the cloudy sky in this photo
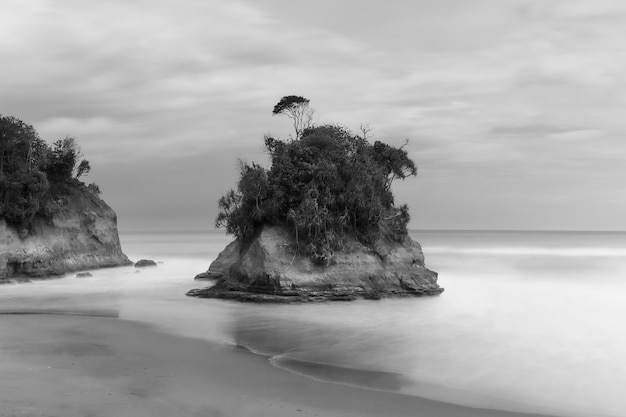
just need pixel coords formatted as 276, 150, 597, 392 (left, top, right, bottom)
2, 0, 625, 232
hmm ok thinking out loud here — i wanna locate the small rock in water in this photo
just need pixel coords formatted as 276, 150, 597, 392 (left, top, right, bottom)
135, 259, 157, 268
76, 272, 93, 278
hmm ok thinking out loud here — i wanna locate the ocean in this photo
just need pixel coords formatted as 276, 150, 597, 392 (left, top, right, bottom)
1, 230, 626, 417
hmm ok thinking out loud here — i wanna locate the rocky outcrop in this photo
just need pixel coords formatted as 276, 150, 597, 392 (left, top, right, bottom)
0, 186, 131, 281
135, 259, 157, 268
187, 225, 443, 302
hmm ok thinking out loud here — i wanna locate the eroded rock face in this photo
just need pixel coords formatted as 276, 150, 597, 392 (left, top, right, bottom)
0, 187, 131, 281
187, 225, 443, 302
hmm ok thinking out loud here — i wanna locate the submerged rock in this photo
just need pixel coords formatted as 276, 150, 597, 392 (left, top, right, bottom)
0, 186, 131, 281
135, 259, 157, 268
76, 272, 93, 278
187, 225, 443, 303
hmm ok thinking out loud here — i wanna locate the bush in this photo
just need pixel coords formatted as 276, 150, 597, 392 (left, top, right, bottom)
216, 123, 417, 264
0, 167, 49, 226
0, 114, 98, 229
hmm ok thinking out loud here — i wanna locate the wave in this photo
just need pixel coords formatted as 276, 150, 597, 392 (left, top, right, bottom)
426, 246, 626, 257
271, 355, 410, 392
0, 308, 119, 317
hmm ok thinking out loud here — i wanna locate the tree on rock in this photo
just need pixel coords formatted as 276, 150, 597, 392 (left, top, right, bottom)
272, 95, 314, 139
217, 100, 418, 265
0, 115, 40, 174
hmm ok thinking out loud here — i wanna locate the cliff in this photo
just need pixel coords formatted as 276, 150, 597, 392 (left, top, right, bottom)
187, 225, 443, 302
0, 186, 131, 280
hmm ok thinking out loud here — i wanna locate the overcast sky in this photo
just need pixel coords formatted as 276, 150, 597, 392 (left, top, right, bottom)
2, 0, 625, 232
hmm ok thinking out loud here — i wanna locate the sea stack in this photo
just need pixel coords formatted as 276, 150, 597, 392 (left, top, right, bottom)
0, 115, 131, 281
187, 223, 442, 302
187, 98, 444, 302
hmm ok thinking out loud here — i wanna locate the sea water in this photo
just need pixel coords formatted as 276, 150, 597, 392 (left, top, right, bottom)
1, 230, 626, 417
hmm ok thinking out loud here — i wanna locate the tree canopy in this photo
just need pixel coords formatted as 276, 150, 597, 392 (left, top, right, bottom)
217, 103, 418, 264
272, 95, 314, 139
0, 114, 97, 230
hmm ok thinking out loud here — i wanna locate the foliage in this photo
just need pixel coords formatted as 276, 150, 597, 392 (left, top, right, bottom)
272, 95, 314, 139
216, 162, 269, 239
0, 114, 97, 230
0, 167, 49, 226
216, 119, 418, 265
87, 182, 101, 195
0, 115, 40, 174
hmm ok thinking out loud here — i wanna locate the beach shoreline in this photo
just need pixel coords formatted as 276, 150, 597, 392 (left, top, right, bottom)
0, 313, 560, 417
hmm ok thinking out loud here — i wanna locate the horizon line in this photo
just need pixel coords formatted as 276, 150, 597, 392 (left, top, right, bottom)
118, 228, 626, 234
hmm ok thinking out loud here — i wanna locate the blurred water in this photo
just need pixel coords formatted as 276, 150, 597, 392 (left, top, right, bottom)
2, 230, 626, 417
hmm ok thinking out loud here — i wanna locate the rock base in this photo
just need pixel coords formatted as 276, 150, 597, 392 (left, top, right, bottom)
187, 225, 443, 303
187, 285, 443, 303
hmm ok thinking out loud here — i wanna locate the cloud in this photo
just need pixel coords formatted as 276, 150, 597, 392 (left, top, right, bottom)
2, 0, 626, 230
491, 124, 575, 136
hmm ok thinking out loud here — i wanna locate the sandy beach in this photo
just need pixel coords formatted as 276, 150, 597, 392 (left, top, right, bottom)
0, 313, 558, 417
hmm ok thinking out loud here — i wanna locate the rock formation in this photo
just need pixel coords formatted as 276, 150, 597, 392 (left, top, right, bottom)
0, 186, 131, 281
187, 225, 442, 302
134, 259, 157, 268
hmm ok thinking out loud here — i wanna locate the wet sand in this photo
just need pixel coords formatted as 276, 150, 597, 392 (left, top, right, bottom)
0, 314, 558, 417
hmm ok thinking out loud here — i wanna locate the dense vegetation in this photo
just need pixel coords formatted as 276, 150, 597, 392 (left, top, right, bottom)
0, 114, 97, 230
217, 97, 417, 264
